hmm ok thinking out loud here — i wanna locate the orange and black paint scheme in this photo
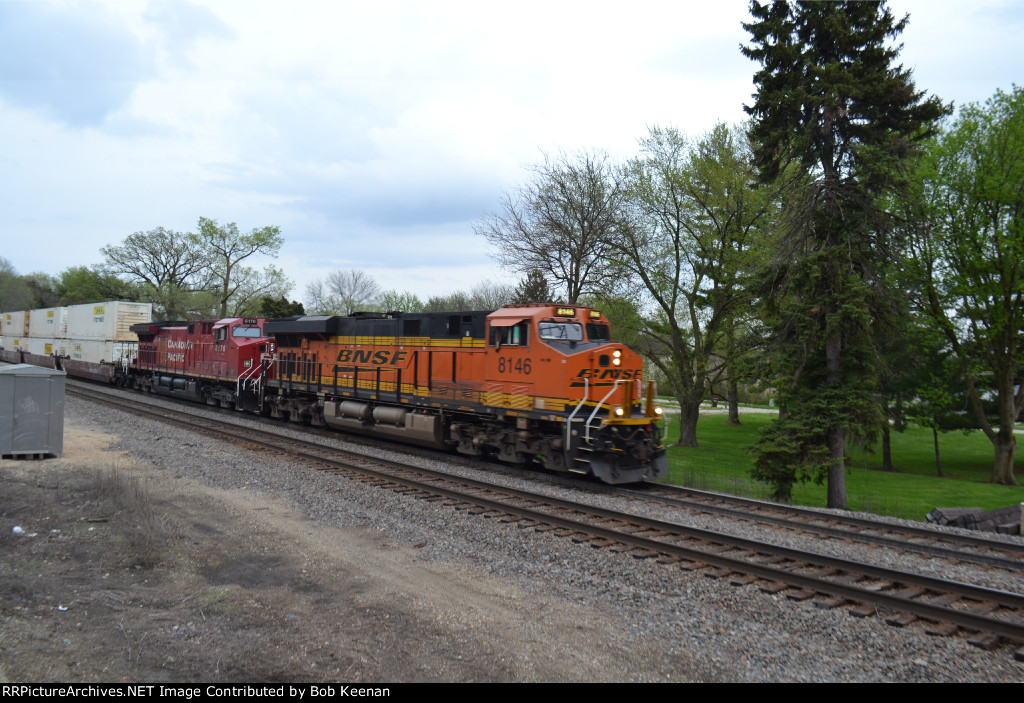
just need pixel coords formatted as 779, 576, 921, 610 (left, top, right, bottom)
262, 304, 667, 483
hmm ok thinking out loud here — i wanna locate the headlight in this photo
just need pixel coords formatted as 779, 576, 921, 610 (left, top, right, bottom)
613, 406, 625, 417
654, 406, 663, 416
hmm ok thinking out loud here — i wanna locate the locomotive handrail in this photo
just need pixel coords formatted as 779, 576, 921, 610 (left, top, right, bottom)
565, 376, 589, 451
585, 379, 624, 443
237, 355, 265, 396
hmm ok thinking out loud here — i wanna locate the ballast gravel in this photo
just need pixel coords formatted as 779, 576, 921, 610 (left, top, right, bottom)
47, 393, 1024, 682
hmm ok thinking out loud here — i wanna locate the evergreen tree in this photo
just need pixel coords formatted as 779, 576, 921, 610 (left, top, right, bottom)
258, 296, 305, 319
742, 1, 948, 506
513, 270, 554, 305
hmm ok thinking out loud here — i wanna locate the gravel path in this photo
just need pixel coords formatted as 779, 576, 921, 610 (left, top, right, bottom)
5, 392, 1021, 682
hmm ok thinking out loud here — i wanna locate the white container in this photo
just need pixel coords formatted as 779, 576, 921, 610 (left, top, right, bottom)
64, 301, 152, 341
28, 307, 67, 338
1, 311, 27, 337
65, 339, 138, 365
26, 338, 58, 356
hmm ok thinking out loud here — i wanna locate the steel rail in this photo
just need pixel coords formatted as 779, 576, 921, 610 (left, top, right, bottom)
69, 384, 1024, 643
633, 483, 1024, 558
608, 485, 1024, 571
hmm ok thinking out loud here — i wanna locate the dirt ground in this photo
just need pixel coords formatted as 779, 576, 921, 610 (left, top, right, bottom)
0, 415, 698, 683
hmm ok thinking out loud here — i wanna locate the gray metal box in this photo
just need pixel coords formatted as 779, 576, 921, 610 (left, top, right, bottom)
0, 364, 65, 458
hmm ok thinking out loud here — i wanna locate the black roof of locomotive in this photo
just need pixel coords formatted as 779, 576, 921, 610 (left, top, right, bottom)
265, 310, 492, 340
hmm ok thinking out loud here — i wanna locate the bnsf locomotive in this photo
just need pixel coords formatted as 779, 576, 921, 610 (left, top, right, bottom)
10, 304, 667, 484
260, 304, 667, 483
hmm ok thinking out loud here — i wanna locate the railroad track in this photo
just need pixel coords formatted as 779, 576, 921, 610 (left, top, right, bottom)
68, 382, 1024, 656
609, 483, 1024, 573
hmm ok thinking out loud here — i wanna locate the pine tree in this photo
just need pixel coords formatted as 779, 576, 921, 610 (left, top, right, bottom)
513, 270, 554, 305
742, 1, 948, 507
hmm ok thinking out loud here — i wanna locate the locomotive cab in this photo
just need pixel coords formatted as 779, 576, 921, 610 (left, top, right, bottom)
477, 305, 667, 483
260, 305, 666, 484
130, 317, 273, 410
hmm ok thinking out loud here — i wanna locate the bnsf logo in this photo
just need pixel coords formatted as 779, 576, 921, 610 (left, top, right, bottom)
334, 349, 408, 365
574, 368, 639, 380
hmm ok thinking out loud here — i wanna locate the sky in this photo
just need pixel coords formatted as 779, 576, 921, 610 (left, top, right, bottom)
1, 0, 1021, 304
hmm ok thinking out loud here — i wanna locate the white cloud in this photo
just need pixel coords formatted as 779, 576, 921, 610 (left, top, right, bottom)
2, 0, 1022, 304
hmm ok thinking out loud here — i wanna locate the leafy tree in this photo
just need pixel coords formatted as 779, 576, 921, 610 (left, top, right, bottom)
54, 266, 141, 305
194, 217, 287, 318
903, 86, 1024, 485
580, 294, 645, 348
422, 291, 473, 313
742, 0, 948, 506
613, 124, 772, 447
0, 257, 34, 312
898, 319, 979, 477
100, 227, 208, 319
476, 149, 623, 304
21, 271, 59, 308
258, 296, 305, 318
305, 269, 381, 315
380, 290, 424, 313
513, 269, 555, 305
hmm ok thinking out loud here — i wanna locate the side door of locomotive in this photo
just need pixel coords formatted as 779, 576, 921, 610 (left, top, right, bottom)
484, 320, 535, 411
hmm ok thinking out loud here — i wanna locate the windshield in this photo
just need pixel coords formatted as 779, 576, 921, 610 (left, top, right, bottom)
538, 321, 584, 341
232, 326, 263, 338
587, 323, 611, 342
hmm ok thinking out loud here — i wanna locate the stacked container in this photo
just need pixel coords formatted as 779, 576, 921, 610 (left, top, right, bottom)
0, 301, 153, 367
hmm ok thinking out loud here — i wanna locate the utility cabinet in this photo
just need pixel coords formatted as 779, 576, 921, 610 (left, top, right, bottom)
0, 364, 65, 458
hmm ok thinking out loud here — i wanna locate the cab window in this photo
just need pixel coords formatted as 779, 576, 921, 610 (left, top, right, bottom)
232, 326, 263, 338
538, 321, 583, 342
586, 323, 611, 342
491, 322, 529, 347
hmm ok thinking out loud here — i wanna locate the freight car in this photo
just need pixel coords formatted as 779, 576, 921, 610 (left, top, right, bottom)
261, 304, 667, 483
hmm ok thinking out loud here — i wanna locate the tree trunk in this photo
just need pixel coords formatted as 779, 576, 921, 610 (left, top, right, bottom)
882, 423, 893, 471
826, 423, 847, 509
675, 395, 701, 448
727, 378, 740, 426
933, 427, 942, 477
992, 431, 1018, 486
825, 333, 847, 509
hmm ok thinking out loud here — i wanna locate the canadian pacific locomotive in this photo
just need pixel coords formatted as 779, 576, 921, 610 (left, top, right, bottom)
6, 304, 668, 484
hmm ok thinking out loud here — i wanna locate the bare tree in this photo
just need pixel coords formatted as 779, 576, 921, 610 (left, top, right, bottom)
468, 280, 516, 309
305, 269, 381, 315
421, 280, 516, 312
475, 149, 623, 304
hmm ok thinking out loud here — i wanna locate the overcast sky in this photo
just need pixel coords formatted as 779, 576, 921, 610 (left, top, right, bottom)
1, 0, 1021, 304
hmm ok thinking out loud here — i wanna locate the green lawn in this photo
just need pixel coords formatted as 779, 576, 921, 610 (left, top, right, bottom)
658, 411, 1024, 521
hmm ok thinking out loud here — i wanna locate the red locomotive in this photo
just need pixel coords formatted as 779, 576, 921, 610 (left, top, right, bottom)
130, 317, 274, 411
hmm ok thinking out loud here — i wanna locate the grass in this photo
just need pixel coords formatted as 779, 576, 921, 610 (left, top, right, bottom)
89, 464, 167, 569
659, 411, 1024, 521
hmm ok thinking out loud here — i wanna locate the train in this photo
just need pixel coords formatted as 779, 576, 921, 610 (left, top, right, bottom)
2, 303, 668, 484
